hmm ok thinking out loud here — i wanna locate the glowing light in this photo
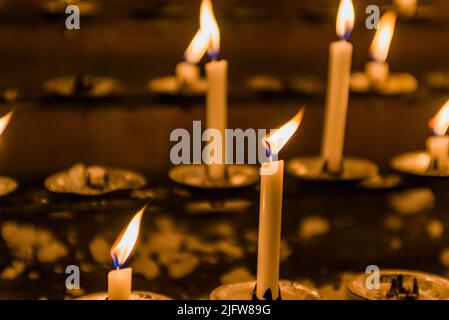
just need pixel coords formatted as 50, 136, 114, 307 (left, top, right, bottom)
336, 0, 355, 40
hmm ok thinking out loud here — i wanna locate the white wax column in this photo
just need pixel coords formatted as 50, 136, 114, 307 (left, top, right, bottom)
205, 59, 228, 180
175, 62, 200, 85
108, 267, 132, 300
426, 136, 449, 171
321, 40, 353, 174
365, 61, 389, 88
256, 160, 284, 300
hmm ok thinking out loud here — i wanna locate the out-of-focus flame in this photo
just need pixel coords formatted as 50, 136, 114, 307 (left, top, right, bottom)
336, 0, 355, 40
430, 99, 449, 136
263, 108, 305, 157
370, 11, 397, 62
110, 205, 145, 269
184, 0, 220, 63
0, 110, 13, 137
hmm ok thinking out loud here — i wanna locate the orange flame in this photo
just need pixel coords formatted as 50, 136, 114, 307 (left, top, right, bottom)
430, 99, 449, 136
0, 110, 13, 137
263, 108, 305, 157
184, 0, 220, 63
370, 11, 397, 63
110, 205, 145, 268
336, 0, 355, 40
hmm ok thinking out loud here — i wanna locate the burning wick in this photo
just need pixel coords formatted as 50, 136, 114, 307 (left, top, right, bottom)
427, 99, 449, 173
365, 11, 397, 88
108, 205, 146, 300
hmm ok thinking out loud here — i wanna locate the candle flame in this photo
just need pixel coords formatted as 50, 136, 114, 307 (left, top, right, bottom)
184, 0, 220, 63
430, 99, 449, 136
110, 205, 146, 269
336, 0, 355, 40
263, 108, 305, 157
0, 110, 13, 137
370, 11, 397, 63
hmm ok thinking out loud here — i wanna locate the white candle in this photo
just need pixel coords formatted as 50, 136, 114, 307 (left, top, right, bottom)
175, 62, 200, 87
108, 267, 132, 300
321, 0, 354, 175
206, 59, 228, 180
394, 0, 417, 18
365, 11, 397, 88
428, 99, 449, 172
256, 109, 304, 300
108, 206, 145, 300
256, 160, 283, 300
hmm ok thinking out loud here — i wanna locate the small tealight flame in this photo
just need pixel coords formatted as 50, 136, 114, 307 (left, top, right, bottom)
336, 0, 355, 40
370, 11, 397, 63
429, 99, 449, 136
263, 108, 305, 157
0, 110, 13, 137
184, 0, 220, 63
110, 205, 146, 269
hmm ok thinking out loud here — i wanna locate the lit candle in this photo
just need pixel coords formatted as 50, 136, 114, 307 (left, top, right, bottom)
0, 110, 13, 136
427, 99, 449, 172
202, 0, 227, 181
257, 109, 304, 300
108, 206, 145, 300
394, 0, 417, 18
321, 0, 354, 175
365, 11, 397, 88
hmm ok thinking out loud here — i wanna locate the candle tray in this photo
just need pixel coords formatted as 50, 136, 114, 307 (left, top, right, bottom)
350, 72, 418, 96
391, 151, 449, 178
76, 291, 172, 300
0, 176, 18, 197
147, 76, 207, 98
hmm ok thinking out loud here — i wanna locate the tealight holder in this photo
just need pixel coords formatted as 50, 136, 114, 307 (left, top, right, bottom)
45, 163, 146, 196
348, 269, 449, 300
246, 75, 284, 95
76, 291, 172, 300
391, 151, 449, 178
168, 164, 259, 189
147, 76, 207, 98
41, 0, 101, 17
286, 156, 379, 183
0, 176, 18, 197
210, 281, 324, 300
43, 74, 123, 99
0, 82, 18, 104
424, 71, 449, 92
350, 71, 418, 96
245, 75, 325, 97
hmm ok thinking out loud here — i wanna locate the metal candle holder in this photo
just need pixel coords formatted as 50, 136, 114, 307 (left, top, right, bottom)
76, 291, 172, 300
391, 151, 449, 178
0, 176, 18, 197
350, 71, 418, 96
286, 156, 379, 183
147, 76, 207, 98
348, 269, 449, 300
210, 281, 324, 300
168, 164, 259, 189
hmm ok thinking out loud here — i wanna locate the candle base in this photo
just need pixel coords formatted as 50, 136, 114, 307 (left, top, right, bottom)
350, 71, 418, 96
168, 164, 259, 189
348, 269, 449, 300
0, 176, 18, 197
75, 291, 172, 300
210, 281, 324, 300
43, 74, 123, 99
391, 151, 449, 177
286, 156, 378, 183
45, 163, 146, 195
147, 76, 207, 98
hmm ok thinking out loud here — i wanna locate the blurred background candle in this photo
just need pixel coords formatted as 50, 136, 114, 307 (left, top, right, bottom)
394, 0, 417, 18
365, 11, 397, 87
177, 27, 208, 86
108, 206, 145, 300
257, 109, 304, 300
427, 99, 449, 172
321, 0, 354, 175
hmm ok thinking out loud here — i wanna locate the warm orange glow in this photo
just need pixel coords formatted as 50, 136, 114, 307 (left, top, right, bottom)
370, 11, 397, 62
110, 205, 145, 268
430, 99, 449, 136
263, 108, 305, 156
336, 0, 355, 39
0, 110, 13, 137
184, 0, 220, 63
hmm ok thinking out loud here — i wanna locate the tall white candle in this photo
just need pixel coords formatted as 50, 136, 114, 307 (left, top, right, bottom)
108, 206, 145, 300
427, 99, 449, 172
206, 59, 228, 180
256, 109, 304, 300
257, 160, 283, 300
321, 0, 354, 175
